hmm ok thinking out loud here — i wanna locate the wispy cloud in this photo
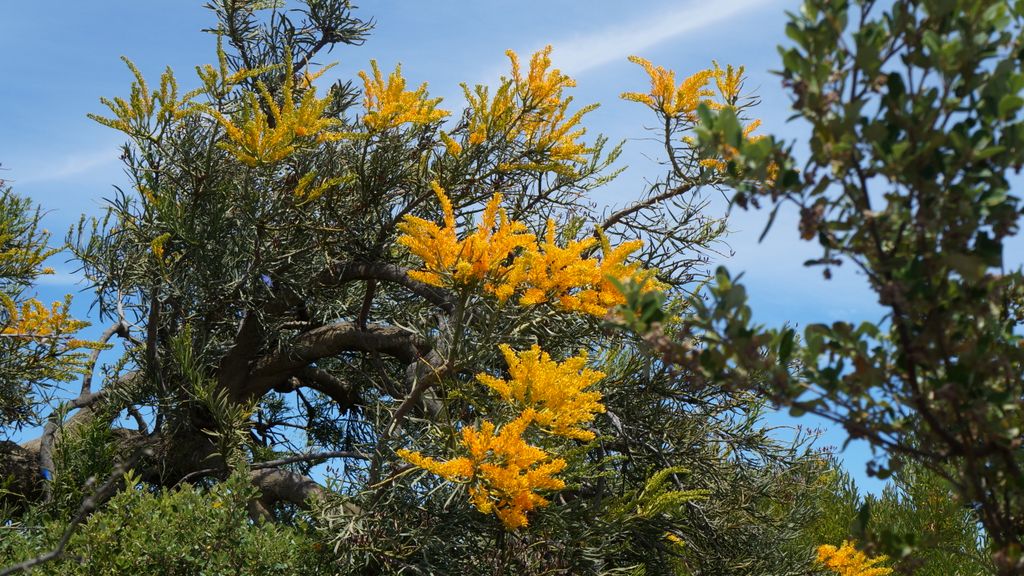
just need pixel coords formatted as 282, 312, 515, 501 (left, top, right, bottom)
11, 147, 118, 186
542, 0, 777, 77
34, 271, 86, 288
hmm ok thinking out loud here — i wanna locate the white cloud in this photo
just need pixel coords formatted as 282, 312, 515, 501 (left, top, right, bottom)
11, 148, 118, 186
543, 0, 777, 77
33, 271, 86, 287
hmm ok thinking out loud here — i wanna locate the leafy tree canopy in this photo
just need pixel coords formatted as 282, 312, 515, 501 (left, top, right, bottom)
0, 1, 835, 574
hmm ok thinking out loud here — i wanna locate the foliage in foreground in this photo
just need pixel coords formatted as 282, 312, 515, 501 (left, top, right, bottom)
647, 0, 1024, 571
0, 0, 829, 574
1, 471, 330, 575
0, 0, 1010, 574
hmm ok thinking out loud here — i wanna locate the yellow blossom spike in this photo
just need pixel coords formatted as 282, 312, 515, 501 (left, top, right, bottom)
359, 60, 449, 132
816, 541, 894, 576
207, 52, 343, 167
621, 56, 717, 120
712, 60, 746, 104
477, 345, 606, 440
439, 131, 463, 156
396, 449, 474, 480
742, 118, 763, 140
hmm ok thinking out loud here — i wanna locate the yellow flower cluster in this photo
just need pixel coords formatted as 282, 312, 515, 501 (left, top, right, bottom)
1, 296, 90, 347
505, 46, 597, 171
477, 345, 605, 440
91, 37, 276, 155
621, 56, 718, 120
399, 344, 606, 528
462, 83, 516, 147
89, 58, 198, 138
397, 182, 535, 290
150, 232, 171, 262
209, 61, 344, 167
620, 56, 762, 131
816, 542, 894, 576
439, 131, 463, 156
459, 47, 596, 174
622, 56, 765, 176
507, 221, 656, 316
713, 61, 746, 105
398, 183, 662, 317
359, 60, 449, 132
398, 410, 566, 529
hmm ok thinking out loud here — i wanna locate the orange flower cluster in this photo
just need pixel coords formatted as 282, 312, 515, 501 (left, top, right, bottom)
397, 182, 662, 317
396, 182, 534, 290
507, 220, 656, 316
459, 46, 596, 175
477, 345, 605, 440
398, 345, 606, 529
359, 60, 449, 132
622, 56, 765, 176
621, 56, 718, 120
816, 541, 894, 576
399, 410, 566, 529
209, 61, 344, 167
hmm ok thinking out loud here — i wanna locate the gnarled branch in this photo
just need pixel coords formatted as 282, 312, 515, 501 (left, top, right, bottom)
241, 322, 428, 399
320, 261, 454, 313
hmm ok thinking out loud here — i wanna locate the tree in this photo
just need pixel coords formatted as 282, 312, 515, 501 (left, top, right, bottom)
639, 0, 1024, 571
2, 1, 831, 574
0, 176, 98, 510
800, 459, 992, 575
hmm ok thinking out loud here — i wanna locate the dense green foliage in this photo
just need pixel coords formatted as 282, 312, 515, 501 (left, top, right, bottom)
1, 471, 330, 575
801, 460, 993, 575
0, 1, 836, 575
0, 185, 92, 433
1, 0, 1017, 574
673, 0, 1024, 571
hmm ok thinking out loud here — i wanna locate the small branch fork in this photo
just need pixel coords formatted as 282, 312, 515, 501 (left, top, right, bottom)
176, 449, 371, 485
39, 321, 132, 502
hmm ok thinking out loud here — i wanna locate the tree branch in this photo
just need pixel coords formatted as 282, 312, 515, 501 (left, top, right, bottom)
599, 182, 698, 233
368, 348, 448, 484
176, 450, 370, 485
80, 320, 128, 397
296, 366, 360, 413
319, 261, 454, 313
244, 322, 428, 399
250, 467, 324, 508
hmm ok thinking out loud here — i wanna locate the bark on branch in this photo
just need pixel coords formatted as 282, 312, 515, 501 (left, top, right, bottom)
250, 467, 325, 508
320, 261, 454, 313
295, 366, 360, 413
243, 322, 428, 399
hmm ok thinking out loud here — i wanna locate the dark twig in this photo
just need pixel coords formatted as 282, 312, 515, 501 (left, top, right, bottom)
176, 450, 370, 485
80, 320, 128, 396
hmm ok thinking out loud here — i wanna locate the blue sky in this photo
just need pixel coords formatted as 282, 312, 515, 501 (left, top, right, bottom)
1, 0, 887, 492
